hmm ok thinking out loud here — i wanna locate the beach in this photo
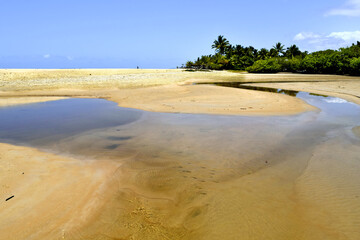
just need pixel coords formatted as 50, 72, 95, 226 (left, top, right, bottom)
1, 69, 360, 239
2, 69, 358, 113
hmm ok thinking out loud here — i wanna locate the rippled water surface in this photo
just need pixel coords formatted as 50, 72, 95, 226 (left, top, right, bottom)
1, 90, 360, 239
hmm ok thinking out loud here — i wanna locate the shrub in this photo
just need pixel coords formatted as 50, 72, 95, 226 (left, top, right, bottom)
246, 58, 282, 73
282, 57, 302, 72
350, 57, 360, 75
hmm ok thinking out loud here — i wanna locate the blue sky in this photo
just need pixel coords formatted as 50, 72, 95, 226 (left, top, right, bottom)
0, 0, 359, 68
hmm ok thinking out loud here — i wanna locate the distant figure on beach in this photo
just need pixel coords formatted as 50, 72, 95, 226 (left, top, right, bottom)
137, 66, 139, 69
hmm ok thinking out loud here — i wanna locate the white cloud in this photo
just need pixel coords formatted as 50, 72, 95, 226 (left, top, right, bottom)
327, 31, 360, 41
326, 0, 360, 17
324, 98, 348, 103
43, 54, 51, 58
67, 56, 74, 61
293, 32, 321, 41
294, 31, 360, 50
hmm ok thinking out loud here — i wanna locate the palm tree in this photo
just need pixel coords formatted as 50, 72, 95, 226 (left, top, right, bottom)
272, 42, 285, 57
286, 44, 301, 58
258, 48, 269, 60
269, 48, 278, 58
212, 35, 230, 55
234, 44, 244, 54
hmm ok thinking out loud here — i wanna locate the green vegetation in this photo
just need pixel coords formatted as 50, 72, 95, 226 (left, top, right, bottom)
185, 35, 360, 76
247, 58, 282, 73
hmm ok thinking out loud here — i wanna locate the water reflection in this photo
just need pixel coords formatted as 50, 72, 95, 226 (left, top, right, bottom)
204, 82, 299, 97
1, 92, 360, 240
0, 98, 142, 146
310, 93, 329, 98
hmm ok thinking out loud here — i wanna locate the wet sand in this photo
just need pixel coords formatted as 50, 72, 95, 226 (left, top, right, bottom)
353, 126, 360, 138
1, 70, 360, 239
2, 105, 360, 240
240, 74, 360, 105
0, 96, 68, 107
0, 143, 120, 239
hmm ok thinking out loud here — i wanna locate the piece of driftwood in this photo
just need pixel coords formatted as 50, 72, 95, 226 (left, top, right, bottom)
5, 195, 14, 201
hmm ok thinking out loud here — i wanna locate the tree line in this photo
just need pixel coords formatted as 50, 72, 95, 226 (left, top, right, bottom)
185, 35, 360, 75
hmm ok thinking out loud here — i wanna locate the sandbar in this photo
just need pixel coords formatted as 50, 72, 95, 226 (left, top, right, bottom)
0, 69, 342, 115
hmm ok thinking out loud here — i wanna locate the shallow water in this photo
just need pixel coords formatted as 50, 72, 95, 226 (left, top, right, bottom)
0, 90, 360, 239
0, 98, 142, 146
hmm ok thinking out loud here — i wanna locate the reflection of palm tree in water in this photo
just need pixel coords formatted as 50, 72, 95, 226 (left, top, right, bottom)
278, 89, 298, 97
211, 82, 299, 97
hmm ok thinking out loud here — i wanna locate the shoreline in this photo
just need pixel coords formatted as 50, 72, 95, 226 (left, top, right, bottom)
1, 70, 359, 108
1, 70, 360, 239
3, 69, 358, 115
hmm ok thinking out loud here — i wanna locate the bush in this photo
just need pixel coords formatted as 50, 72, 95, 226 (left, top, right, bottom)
350, 57, 360, 75
185, 38, 360, 76
300, 50, 351, 74
246, 58, 282, 73
282, 57, 302, 72
186, 61, 194, 68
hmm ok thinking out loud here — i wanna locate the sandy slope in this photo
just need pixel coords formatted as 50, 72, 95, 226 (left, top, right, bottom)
108, 84, 316, 115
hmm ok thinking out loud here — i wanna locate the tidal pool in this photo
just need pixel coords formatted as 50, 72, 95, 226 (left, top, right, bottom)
0, 90, 360, 240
